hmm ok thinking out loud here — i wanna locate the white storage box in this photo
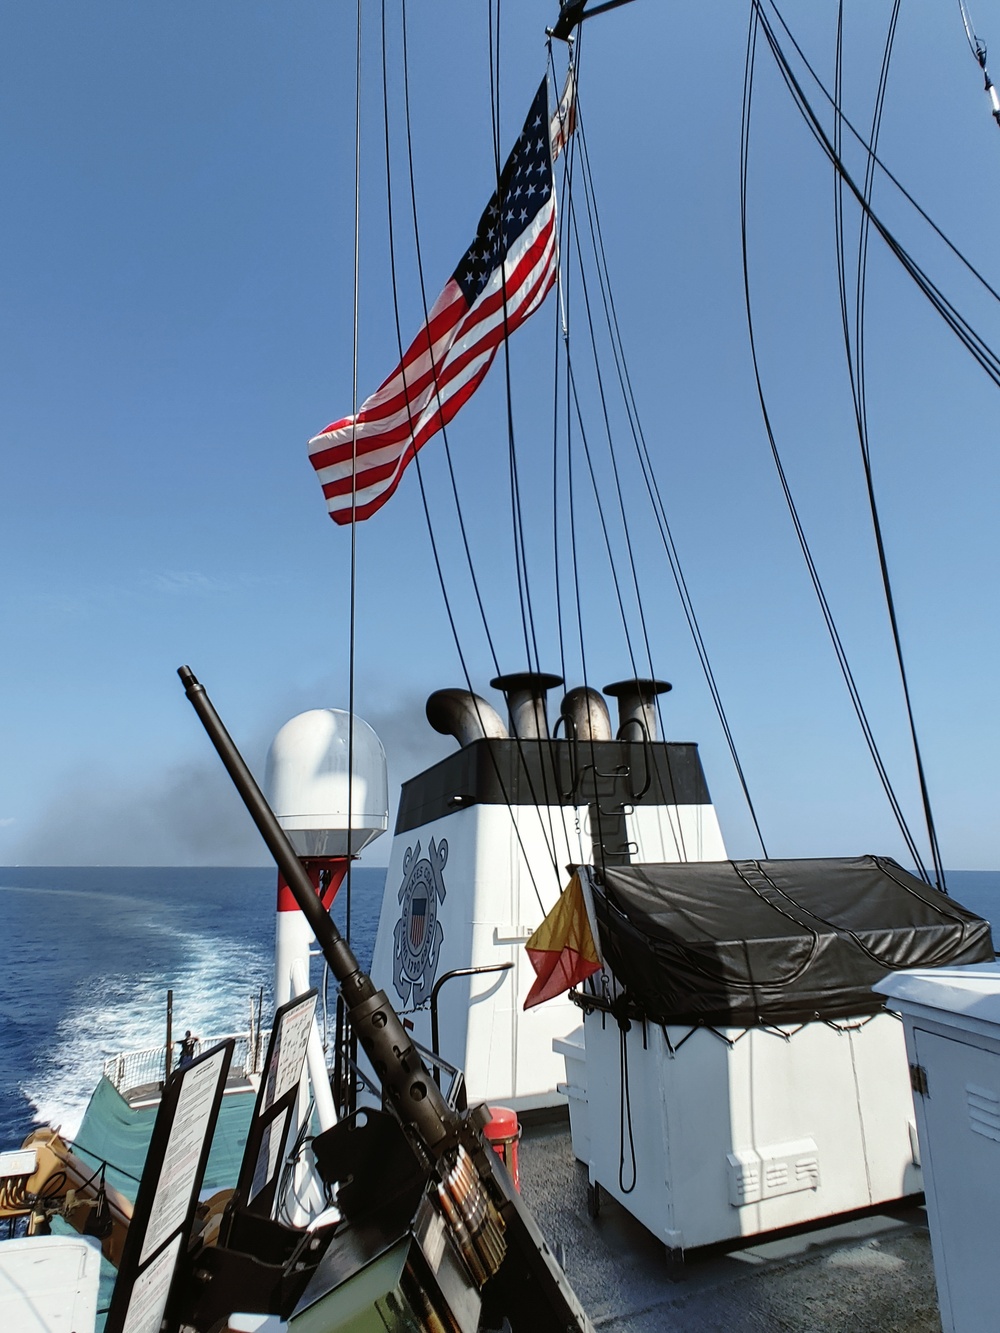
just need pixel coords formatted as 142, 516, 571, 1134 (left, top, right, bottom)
0, 1235, 101, 1333
878, 963, 1000, 1333
553, 1026, 589, 1164
579, 1008, 920, 1253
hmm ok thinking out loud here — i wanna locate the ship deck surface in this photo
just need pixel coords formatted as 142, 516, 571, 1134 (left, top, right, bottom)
518, 1115, 940, 1332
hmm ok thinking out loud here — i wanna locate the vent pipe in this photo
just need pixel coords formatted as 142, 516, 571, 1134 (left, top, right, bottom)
603, 678, 672, 741
426, 689, 509, 748
490, 672, 564, 740
559, 686, 613, 742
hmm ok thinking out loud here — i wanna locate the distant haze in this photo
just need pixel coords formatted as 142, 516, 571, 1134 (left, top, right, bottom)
5, 692, 453, 868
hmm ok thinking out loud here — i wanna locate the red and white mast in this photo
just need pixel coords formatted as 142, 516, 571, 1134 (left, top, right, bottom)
264, 708, 388, 1225
265, 708, 388, 1009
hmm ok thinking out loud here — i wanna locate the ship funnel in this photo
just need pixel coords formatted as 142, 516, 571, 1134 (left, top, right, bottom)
560, 686, 613, 742
604, 678, 672, 741
491, 671, 564, 740
426, 689, 509, 748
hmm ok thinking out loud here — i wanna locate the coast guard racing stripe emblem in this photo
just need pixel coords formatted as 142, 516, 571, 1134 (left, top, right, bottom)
393, 838, 447, 1007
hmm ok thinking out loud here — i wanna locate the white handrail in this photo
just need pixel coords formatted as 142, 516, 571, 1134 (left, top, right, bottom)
102, 1030, 258, 1093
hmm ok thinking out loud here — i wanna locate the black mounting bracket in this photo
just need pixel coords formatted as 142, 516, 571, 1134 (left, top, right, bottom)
547, 0, 638, 42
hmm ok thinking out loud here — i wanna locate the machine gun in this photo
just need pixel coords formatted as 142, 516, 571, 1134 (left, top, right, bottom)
177, 667, 593, 1333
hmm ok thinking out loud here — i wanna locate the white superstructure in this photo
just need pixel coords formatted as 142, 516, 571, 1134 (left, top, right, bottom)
368, 674, 727, 1110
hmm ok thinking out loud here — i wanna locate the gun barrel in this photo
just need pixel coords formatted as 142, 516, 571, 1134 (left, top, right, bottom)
177, 665, 453, 1150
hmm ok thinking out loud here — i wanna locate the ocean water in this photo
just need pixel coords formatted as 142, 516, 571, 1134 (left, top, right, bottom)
0, 865, 386, 1149
1, 865, 998, 1152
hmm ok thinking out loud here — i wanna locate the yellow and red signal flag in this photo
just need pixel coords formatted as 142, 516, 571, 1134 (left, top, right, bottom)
523, 871, 601, 1010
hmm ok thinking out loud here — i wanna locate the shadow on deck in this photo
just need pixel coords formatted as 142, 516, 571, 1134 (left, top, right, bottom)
518, 1114, 940, 1333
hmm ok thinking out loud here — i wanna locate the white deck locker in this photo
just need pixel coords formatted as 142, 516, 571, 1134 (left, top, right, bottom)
879, 963, 1000, 1333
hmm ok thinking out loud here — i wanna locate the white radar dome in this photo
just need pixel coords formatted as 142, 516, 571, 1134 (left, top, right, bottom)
265, 709, 388, 857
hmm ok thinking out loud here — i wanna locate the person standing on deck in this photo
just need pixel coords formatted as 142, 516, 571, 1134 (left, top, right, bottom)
178, 1030, 198, 1068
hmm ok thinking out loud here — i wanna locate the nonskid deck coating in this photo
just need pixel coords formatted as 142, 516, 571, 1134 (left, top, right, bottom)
517, 1116, 941, 1332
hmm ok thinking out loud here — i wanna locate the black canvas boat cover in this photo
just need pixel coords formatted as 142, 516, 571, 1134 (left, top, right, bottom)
589, 856, 994, 1026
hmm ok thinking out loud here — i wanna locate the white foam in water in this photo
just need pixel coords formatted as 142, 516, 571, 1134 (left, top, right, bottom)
25, 922, 271, 1138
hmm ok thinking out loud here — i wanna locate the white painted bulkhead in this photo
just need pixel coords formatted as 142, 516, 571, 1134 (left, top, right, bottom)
368, 793, 727, 1110
627, 803, 726, 864
370, 802, 587, 1111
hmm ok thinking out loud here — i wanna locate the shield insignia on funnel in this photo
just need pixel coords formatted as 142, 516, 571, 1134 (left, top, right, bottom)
393, 838, 448, 1007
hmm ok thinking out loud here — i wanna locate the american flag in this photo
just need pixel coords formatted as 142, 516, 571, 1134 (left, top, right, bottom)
309, 74, 574, 524
409, 895, 428, 950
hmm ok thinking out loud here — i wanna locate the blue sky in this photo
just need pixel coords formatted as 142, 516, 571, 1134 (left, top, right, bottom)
2, 1, 999, 871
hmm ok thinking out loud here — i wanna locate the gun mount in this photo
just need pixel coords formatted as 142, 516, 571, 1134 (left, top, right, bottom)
177, 666, 593, 1333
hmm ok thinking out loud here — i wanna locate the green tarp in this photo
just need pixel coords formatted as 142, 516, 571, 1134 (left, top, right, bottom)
70, 1074, 255, 1203
63, 1075, 256, 1330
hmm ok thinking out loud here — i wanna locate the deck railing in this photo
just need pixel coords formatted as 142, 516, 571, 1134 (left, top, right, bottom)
103, 1030, 265, 1095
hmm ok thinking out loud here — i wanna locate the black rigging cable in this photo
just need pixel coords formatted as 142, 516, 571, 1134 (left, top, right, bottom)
564, 354, 690, 862
741, 3, 932, 881
754, 0, 1000, 875
483, 2, 572, 863
765, 1, 1000, 310
555, 41, 590, 706
562, 354, 639, 671
548, 28, 655, 707
345, 0, 365, 945
552, 33, 758, 861
505, 16, 575, 861
545, 65, 622, 900
548, 40, 573, 693
537, 39, 689, 865
546, 30, 620, 871
565, 95, 769, 856
411, 13, 575, 893
832, 2, 947, 891
489, 0, 545, 676
397, 17, 503, 681
566, 197, 659, 691
548, 34, 621, 875
386, 2, 577, 897
756, 0, 1000, 386
549, 186, 611, 861
562, 192, 691, 861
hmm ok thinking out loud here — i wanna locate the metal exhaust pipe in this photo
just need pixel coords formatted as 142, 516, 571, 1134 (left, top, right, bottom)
603, 677, 672, 741
490, 671, 564, 740
426, 689, 509, 747
559, 686, 612, 742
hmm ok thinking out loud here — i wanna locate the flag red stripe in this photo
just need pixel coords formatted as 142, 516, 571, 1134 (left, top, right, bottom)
309, 214, 554, 472
311, 217, 555, 495
321, 247, 555, 507
318, 212, 554, 453
312, 284, 468, 435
